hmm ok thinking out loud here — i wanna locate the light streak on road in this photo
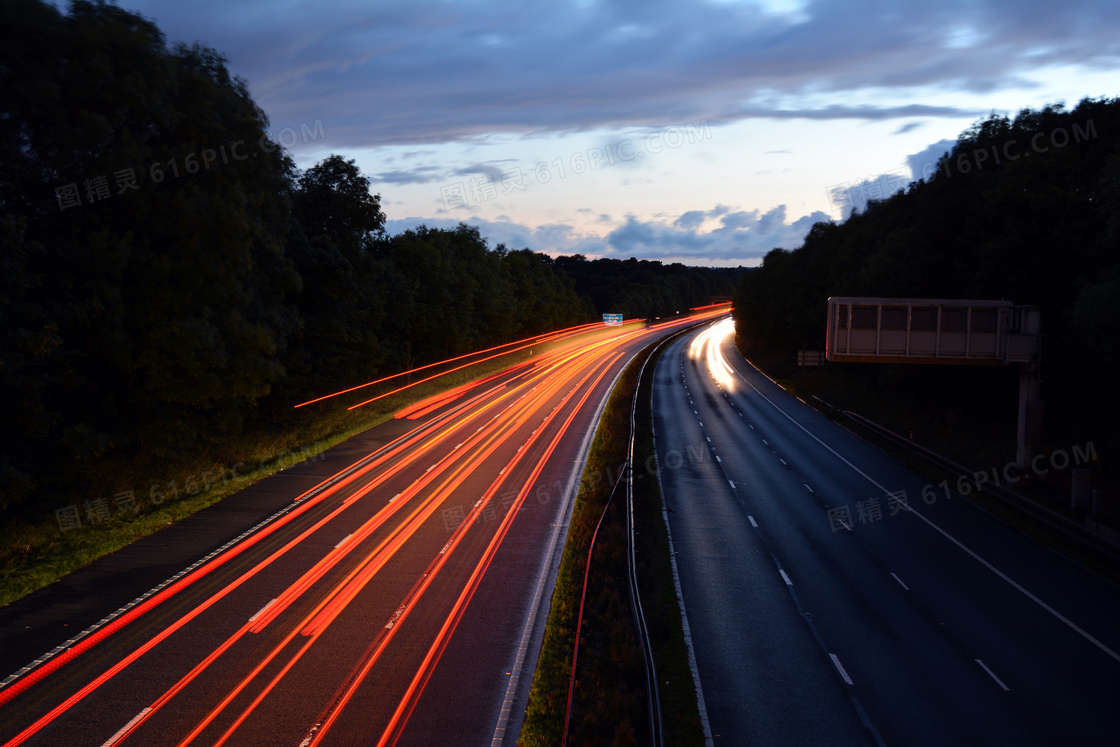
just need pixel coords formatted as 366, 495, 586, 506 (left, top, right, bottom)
689, 317, 737, 391
1, 308, 729, 747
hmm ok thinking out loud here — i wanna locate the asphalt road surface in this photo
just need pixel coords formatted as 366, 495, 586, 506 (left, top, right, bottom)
653, 318, 1120, 746
0, 310, 724, 747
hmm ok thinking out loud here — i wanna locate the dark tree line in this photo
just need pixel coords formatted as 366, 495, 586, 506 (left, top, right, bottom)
553, 255, 738, 321
734, 97, 1120, 457
0, 0, 735, 515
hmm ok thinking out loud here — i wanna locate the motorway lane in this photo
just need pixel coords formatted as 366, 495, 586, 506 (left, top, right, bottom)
653, 318, 1120, 746
0, 311, 726, 747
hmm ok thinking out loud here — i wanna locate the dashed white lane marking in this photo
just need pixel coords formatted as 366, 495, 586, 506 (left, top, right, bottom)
715, 455, 722, 463
334, 534, 353, 549
727, 357, 1120, 668
729, 480, 736, 490
748, 515, 758, 528
830, 653, 854, 685
249, 598, 277, 623
779, 458, 787, 466
762, 439, 768, 445
804, 483, 814, 493
890, 573, 909, 591
779, 568, 792, 585
101, 708, 152, 747
975, 659, 1010, 691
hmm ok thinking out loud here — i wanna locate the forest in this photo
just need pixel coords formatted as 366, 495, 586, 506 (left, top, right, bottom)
734, 96, 1120, 471
0, 0, 735, 520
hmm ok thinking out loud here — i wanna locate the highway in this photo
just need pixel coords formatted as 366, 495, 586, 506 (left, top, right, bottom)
0, 310, 724, 747
653, 318, 1120, 746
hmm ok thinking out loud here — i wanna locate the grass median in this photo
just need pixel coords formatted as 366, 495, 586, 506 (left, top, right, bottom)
520, 335, 704, 746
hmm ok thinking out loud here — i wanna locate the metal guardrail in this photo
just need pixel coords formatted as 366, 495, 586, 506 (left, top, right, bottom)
817, 398, 1120, 569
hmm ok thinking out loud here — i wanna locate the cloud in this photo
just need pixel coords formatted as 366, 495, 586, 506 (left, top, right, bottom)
605, 205, 831, 262
894, 121, 926, 135
126, 0, 1120, 147
371, 166, 445, 185
384, 202, 831, 264
906, 138, 958, 181
823, 137, 963, 218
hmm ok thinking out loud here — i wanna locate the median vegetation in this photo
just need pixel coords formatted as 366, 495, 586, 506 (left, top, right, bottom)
520, 335, 704, 746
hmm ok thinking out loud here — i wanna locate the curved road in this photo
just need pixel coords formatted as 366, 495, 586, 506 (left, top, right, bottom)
653, 318, 1120, 746
0, 311, 724, 747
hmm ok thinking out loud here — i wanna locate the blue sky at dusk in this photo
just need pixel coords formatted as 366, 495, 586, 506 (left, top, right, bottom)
119, 0, 1120, 265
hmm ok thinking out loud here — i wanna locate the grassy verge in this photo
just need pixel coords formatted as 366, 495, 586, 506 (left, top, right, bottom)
0, 346, 545, 608
520, 355, 645, 746
520, 335, 704, 746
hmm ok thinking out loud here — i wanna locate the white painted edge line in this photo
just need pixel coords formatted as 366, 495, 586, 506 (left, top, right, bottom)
779, 568, 792, 586
830, 653, 854, 685
975, 659, 1010, 691
101, 707, 152, 747
728, 355, 1120, 668
890, 573, 910, 591
748, 515, 758, 528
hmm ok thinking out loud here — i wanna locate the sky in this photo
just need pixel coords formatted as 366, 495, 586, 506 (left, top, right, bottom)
116, 0, 1120, 266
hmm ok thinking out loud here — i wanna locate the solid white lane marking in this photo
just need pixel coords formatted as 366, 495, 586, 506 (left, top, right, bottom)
748, 515, 758, 528
830, 653, 854, 685
727, 356, 1120, 667
890, 573, 909, 591
779, 568, 792, 585
975, 659, 1010, 691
